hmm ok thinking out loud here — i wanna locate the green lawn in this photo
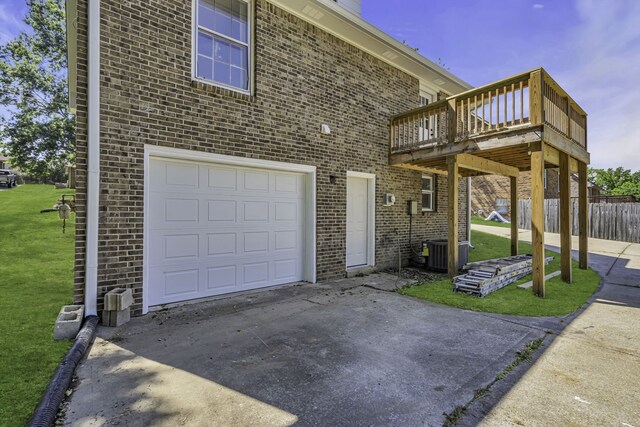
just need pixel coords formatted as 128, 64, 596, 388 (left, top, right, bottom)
470, 214, 512, 228
400, 230, 600, 317
0, 185, 75, 426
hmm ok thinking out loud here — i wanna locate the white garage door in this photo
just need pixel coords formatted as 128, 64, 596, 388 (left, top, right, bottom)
147, 158, 305, 306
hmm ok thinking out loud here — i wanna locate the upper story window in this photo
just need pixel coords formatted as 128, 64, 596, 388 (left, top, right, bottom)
195, 0, 251, 93
419, 88, 437, 107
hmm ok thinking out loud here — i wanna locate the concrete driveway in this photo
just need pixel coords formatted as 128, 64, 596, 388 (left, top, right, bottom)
62, 274, 560, 426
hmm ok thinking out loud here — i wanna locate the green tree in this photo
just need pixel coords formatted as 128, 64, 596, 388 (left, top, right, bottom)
611, 181, 640, 200
589, 167, 635, 193
0, 0, 74, 181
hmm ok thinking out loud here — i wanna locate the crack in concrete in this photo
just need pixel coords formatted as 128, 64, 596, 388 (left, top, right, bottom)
604, 243, 632, 277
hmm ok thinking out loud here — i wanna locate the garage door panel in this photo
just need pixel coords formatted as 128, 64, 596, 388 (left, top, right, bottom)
243, 170, 270, 191
207, 166, 237, 190
165, 162, 199, 188
163, 269, 199, 297
243, 262, 270, 285
274, 230, 297, 250
243, 231, 269, 253
207, 265, 237, 291
242, 201, 270, 222
207, 233, 237, 256
150, 160, 200, 191
274, 201, 298, 221
274, 259, 297, 280
163, 234, 200, 260
274, 174, 299, 193
166, 198, 199, 222
208, 200, 237, 222
148, 158, 306, 307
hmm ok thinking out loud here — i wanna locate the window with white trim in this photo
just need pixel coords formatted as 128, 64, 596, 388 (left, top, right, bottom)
419, 89, 437, 107
195, 0, 251, 92
422, 175, 435, 211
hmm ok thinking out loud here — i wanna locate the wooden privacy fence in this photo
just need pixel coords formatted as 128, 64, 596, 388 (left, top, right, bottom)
517, 199, 640, 243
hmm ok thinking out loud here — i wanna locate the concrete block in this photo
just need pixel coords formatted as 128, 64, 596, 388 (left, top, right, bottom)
54, 305, 84, 340
104, 288, 134, 311
102, 307, 130, 327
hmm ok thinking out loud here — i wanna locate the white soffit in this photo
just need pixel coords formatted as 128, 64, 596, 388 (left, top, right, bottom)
269, 0, 472, 94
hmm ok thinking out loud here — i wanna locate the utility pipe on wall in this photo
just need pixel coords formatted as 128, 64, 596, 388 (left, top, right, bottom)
467, 177, 472, 246
85, 0, 101, 316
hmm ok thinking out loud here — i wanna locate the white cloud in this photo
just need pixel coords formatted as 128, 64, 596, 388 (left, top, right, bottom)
553, 0, 640, 170
532, 4, 545, 9
0, 3, 27, 43
0, 4, 22, 27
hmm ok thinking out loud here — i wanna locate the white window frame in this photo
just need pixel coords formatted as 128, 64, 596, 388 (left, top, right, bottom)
192, 0, 253, 95
421, 175, 435, 212
419, 88, 437, 107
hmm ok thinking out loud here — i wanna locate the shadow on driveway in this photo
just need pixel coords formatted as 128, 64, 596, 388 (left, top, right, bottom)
62, 274, 564, 426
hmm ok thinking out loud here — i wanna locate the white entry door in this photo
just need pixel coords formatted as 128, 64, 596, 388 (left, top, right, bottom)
346, 176, 369, 267
147, 158, 306, 306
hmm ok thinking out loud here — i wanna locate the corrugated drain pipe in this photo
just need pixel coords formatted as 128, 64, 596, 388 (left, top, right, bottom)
27, 316, 99, 427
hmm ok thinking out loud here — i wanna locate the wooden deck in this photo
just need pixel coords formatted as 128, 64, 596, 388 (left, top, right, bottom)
389, 68, 588, 176
389, 68, 591, 297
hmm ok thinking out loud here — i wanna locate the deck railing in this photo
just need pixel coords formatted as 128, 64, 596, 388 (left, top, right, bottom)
455, 71, 531, 138
390, 68, 587, 154
389, 99, 450, 152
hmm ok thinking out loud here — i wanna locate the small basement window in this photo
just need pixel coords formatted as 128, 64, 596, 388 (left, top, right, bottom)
195, 0, 251, 93
422, 175, 435, 212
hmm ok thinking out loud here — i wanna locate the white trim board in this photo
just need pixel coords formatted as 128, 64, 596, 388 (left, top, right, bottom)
142, 145, 317, 314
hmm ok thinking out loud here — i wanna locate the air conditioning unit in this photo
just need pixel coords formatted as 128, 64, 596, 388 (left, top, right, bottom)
383, 193, 396, 206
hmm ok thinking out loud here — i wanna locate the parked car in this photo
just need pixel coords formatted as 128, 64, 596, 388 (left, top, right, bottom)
0, 170, 17, 188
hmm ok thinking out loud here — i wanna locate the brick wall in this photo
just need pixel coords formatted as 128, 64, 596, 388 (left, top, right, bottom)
74, 0, 468, 315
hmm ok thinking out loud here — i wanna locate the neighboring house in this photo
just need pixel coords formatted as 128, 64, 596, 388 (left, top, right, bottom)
0, 155, 9, 169
472, 170, 600, 218
66, 0, 474, 316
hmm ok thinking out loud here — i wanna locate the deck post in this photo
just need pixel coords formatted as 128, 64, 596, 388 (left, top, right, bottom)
529, 69, 544, 126
510, 175, 518, 256
578, 161, 589, 269
447, 99, 457, 144
559, 151, 573, 283
531, 143, 546, 297
448, 155, 459, 278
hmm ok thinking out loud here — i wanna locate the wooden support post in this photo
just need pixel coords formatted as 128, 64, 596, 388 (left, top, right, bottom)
448, 155, 459, 278
531, 143, 546, 297
510, 176, 518, 256
578, 161, 589, 269
559, 152, 573, 283
447, 99, 457, 144
529, 69, 544, 126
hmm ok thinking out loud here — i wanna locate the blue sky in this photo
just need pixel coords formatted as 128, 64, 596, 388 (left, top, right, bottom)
363, 0, 640, 170
1, 0, 639, 169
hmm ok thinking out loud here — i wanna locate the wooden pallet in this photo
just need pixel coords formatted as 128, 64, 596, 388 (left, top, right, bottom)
453, 255, 554, 297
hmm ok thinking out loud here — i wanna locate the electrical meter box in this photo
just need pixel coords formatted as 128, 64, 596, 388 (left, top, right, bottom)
407, 200, 418, 215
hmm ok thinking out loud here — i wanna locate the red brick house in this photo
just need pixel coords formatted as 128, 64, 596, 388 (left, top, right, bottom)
68, 0, 594, 314
66, 0, 474, 316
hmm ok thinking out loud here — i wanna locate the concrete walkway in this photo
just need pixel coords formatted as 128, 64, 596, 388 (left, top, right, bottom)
466, 224, 640, 426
